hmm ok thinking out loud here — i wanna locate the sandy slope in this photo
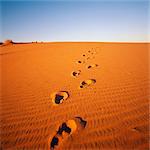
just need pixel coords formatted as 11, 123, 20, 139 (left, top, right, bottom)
0, 42, 149, 150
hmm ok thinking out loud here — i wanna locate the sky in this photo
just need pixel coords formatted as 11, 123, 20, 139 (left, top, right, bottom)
0, 0, 149, 42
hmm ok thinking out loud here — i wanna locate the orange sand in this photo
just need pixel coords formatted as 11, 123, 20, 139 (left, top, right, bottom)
0, 42, 149, 149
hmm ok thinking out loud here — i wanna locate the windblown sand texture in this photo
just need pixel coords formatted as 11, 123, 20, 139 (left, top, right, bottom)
0, 42, 149, 149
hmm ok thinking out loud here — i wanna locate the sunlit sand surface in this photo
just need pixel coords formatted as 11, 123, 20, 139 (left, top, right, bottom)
0, 42, 149, 149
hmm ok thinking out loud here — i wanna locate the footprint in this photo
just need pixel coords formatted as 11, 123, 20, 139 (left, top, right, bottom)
79, 79, 96, 89
131, 127, 141, 132
50, 117, 87, 150
51, 91, 69, 105
71, 70, 81, 78
76, 60, 86, 64
77, 60, 82, 64
74, 117, 87, 129
50, 136, 59, 150
87, 64, 98, 69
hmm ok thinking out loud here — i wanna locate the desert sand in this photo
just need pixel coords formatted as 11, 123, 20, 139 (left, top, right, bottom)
0, 42, 149, 150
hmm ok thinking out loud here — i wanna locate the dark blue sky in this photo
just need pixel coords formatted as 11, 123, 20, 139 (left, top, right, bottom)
1, 0, 149, 42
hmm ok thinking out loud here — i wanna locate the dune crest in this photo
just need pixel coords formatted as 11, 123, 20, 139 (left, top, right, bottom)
2, 39, 13, 46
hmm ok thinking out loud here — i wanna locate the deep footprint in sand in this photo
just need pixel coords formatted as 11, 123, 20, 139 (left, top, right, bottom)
51, 91, 69, 105
50, 117, 87, 150
71, 70, 81, 78
79, 79, 96, 89
87, 64, 98, 69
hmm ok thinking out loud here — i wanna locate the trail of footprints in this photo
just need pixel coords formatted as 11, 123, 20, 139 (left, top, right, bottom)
49, 48, 99, 149
49, 47, 143, 149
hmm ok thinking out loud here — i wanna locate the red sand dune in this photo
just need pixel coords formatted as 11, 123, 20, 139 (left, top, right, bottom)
0, 42, 149, 149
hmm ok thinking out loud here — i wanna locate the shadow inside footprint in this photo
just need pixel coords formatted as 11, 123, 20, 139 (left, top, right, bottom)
87, 65, 92, 69
71, 70, 81, 77
49, 117, 87, 149
77, 61, 82, 64
50, 136, 59, 149
55, 95, 64, 104
79, 79, 96, 89
51, 91, 69, 105
57, 123, 71, 135
75, 117, 87, 128
131, 127, 141, 132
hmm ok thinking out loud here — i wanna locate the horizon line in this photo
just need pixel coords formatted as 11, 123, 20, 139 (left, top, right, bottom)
1, 40, 150, 44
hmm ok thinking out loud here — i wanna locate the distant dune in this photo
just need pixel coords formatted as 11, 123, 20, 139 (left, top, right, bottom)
0, 40, 34, 47
0, 42, 149, 149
